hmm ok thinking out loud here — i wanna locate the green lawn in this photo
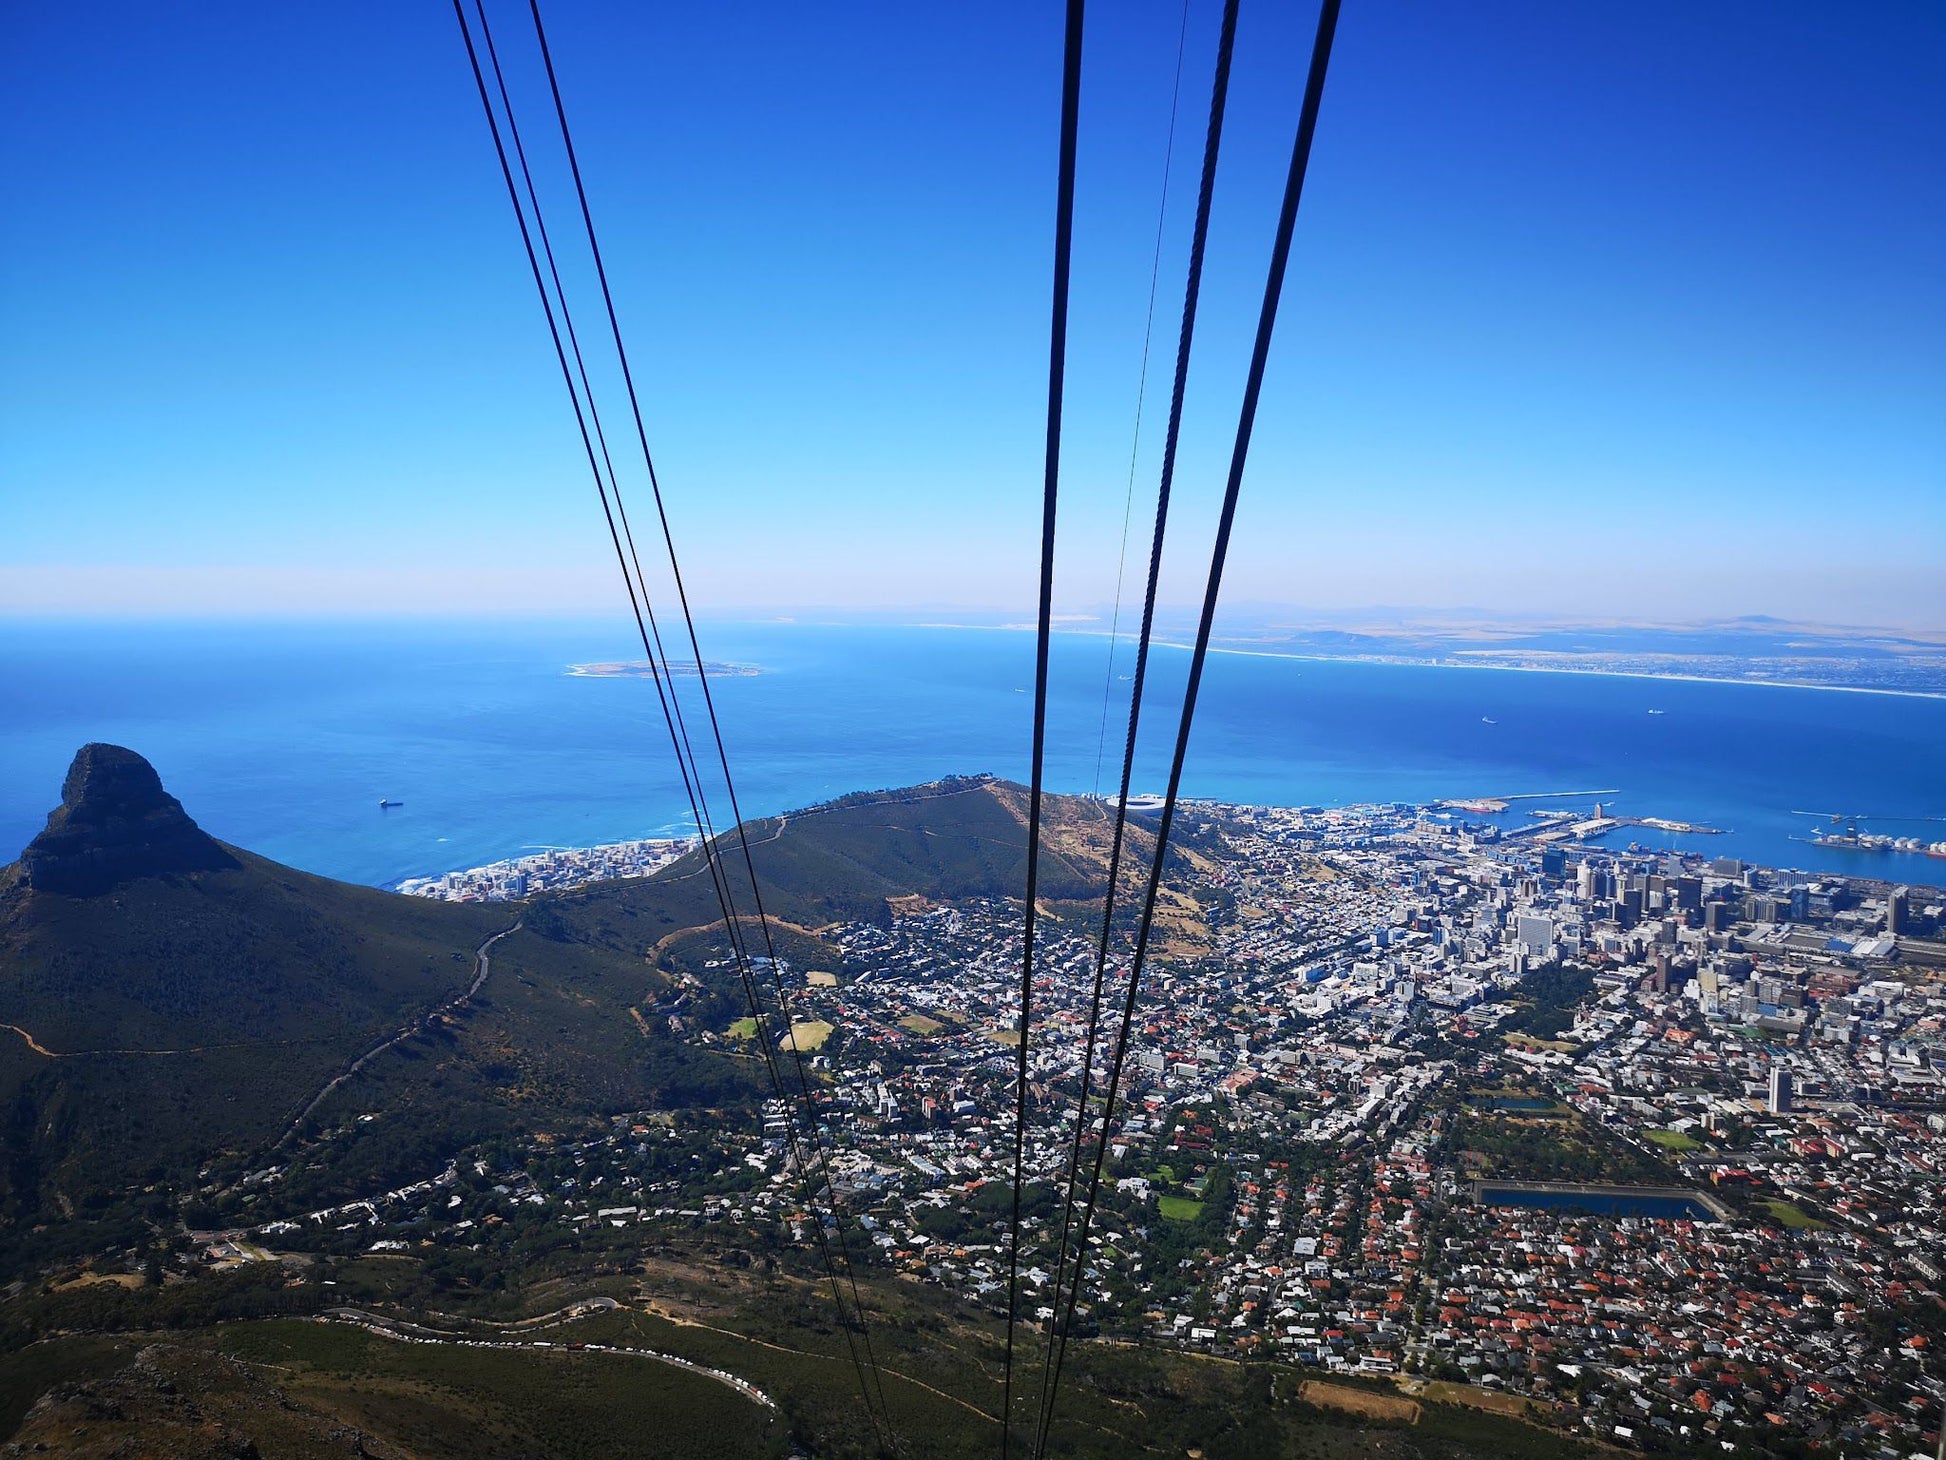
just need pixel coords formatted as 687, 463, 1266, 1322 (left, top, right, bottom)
1762, 1199, 1828, 1231
1157, 1195, 1205, 1222
1646, 1129, 1702, 1152
727, 1017, 759, 1040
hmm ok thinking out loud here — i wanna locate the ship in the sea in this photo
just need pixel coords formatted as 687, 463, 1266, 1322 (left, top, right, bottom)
1792, 809, 1946, 858
1803, 824, 1946, 859
379, 798, 403, 809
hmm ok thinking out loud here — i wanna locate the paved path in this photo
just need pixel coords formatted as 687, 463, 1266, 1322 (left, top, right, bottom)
639, 1301, 997, 1422
0, 1023, 58, 1057
320, 1305, 776, 1410
0, 1022, 329, 1061
273, 921, 521, 1148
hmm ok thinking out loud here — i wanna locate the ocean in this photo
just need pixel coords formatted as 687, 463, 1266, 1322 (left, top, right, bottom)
3, 618, 1942, 890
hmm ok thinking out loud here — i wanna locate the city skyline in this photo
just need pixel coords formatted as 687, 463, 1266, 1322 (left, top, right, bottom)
3, 1, 1943, 625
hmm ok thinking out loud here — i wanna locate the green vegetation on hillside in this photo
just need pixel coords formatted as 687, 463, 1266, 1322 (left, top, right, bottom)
0, 1247, 1606, 1460
0, 774, 1154, 1286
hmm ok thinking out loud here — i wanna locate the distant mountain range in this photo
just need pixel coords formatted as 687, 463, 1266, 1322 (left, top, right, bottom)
1188, 612, 1946, 694
914, 610, 1946, 694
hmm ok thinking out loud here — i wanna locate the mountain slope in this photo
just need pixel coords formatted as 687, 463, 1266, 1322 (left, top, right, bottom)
0, 747, 731, 1263
554, 773, 1174, 952
554, 775, 1218, 986
0, 755, 1196, 1280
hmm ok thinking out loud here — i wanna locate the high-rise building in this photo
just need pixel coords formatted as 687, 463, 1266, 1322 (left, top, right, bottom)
1768, 1065, 1794, 1115
1516, 915, 1554, 957
1888, 885, 1910, 935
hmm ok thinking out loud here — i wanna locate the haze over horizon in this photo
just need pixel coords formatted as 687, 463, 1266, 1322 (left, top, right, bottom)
4, 0, 1942, 626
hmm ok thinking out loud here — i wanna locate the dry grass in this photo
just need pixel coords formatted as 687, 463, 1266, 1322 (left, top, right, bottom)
1297, 1380, 1420, 1424
1415, 1380, 1548, 1418
53, 1271, 146, 1292
1502, 1030, 1577, 1053
780, 1020, 833, 1052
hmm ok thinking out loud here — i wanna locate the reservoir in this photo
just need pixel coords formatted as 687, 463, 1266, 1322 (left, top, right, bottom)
1475, 1182, 1722, 1221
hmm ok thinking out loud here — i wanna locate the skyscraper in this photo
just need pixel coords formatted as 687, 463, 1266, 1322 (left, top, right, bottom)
1768, 1065, 1794, 1115
1888, 886, 1910, 935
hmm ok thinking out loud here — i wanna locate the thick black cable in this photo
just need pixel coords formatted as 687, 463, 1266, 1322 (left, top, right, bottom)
1033, 0, 1341, 1445
454, 6, 889, 1447
1090, 0, 1190, 800
518, 0, 898, 1440
1032, 1, 1239, 1449
1001, 2, 1084, 1454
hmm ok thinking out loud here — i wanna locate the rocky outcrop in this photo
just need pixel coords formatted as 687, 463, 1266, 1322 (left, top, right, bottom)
17, 744, 237, 896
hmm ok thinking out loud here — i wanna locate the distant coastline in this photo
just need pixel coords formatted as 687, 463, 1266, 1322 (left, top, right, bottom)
1174, 641, 1946, 701
8, 619, 1942, 889
388, 789, 1944, 898
568, 660, 761, 679
906, 621, 1946, 700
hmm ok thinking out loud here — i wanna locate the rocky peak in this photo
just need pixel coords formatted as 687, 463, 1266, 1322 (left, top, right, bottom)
17, 744, 238, 896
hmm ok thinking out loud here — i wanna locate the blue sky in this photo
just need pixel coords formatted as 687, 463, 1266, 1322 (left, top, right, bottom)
3, 0, 1942, 626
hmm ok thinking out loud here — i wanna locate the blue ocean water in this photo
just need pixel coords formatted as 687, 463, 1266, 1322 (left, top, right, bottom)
2, 618, 1942, 890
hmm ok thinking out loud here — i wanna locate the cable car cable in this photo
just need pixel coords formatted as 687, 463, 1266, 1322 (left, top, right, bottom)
1032, 1, 1341, 1446
1090, 0, 1190, 800
1033, 2, 1239, 1448
1000, 1, 1085, 1453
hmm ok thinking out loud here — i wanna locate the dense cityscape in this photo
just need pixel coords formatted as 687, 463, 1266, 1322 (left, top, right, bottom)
397, 836, 695, 902
234, 798, 1946, 1457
